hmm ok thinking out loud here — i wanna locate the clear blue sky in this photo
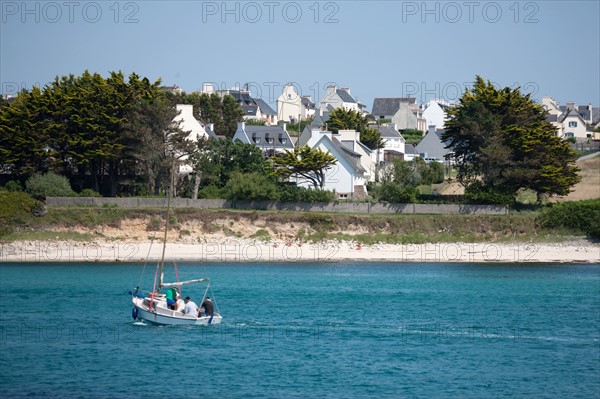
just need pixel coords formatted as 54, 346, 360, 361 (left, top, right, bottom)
2, 0, 599, 109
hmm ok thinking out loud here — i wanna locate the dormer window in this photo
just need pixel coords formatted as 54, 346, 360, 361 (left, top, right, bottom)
253, 137, 261, 143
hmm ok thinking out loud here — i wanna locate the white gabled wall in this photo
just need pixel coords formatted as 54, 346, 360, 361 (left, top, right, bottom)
174, 104, 208, 142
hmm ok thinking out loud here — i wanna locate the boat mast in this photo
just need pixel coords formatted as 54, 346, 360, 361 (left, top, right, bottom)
158, 160, 175, 291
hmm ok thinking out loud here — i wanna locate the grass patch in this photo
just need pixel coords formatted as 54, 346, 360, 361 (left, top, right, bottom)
250, 229, 271, 241
2, 230, 94, 242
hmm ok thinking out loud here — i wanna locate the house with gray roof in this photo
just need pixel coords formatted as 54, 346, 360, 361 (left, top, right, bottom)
299, 132, 368, 199
204, 85, 278, 125
415, 125, 452, 161
371, 98, 427, 132
320, 85, 367, 115
310, 109, 331, 128
276, 84, 317, 122
542, 97, 599, 139
233, 121, 293, 155
369, 124, 407, 166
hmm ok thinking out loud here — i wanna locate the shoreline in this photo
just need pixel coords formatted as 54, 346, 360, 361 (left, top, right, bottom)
1, 239, 598, 264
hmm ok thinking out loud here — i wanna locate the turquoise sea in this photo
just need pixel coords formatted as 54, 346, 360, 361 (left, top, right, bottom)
0, 262, 599, 398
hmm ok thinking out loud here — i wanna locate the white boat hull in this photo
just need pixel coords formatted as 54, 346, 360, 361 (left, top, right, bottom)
132, 296, 222, 326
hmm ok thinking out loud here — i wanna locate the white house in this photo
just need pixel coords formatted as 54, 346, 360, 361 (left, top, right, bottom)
371, 98, 427, 132
277, 84, 316, 122
370, 124, 406, 167
336, 130, 375, 182
173, 104, 212, 175
232, 121, 294, 155
300, 134, 367, 198
542, 96, 599, 139
174, 104, 210, 142
320, 85, 363, 113
422, 99, 454, 130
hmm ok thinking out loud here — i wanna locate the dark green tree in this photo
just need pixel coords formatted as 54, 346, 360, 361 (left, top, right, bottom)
325, 108, 383, 150
189, 138, 268, 189
123, 99, 193, 195
222, 94, 244, 137
443, 76, 580, 203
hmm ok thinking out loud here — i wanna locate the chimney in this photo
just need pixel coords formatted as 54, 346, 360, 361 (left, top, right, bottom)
566, 102, 575, 111
428, 125, 436, 135
340, 87, 350, 94
325, 85, 336, 99
588, 103, 593, 123
393, 123, 398, 131
203, 83, 214, 94
237, 121, 245, 131
208, 123, 214, 132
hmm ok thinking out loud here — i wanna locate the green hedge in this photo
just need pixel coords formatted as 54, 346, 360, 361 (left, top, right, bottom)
0, 191, 44, 237
538, 199, 600, 239
25, 173, 75, 199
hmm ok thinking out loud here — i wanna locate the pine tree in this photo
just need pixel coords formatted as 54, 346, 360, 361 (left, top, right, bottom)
443, 76, 580, 203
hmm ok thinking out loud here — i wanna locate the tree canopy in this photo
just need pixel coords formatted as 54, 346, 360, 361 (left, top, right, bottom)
271, 146, 337, 189
325, 108, 384, 150
0, 71, 187, 195
443, 76, 580, 203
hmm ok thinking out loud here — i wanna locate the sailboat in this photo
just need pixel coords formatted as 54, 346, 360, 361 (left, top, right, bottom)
130, 166, 222, 326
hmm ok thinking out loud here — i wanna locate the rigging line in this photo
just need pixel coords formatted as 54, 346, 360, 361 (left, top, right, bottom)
209, 284, 220, 314
137, 230, 157, 288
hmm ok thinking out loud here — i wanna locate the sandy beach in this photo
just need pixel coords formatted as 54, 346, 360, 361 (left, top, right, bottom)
2, 239, 598, 263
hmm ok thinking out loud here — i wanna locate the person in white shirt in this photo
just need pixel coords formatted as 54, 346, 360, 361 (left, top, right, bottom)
183, 296, 198, 316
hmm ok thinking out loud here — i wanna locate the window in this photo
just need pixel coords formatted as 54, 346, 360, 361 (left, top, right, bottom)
339, 194, 348, 199
266, 138, 274, 144
565, 132, 575, 137
280, 138, 287, 144
568, 121, 577, 127
253, 137, 261, 143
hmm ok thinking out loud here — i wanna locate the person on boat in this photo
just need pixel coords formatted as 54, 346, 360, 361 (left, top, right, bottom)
201, 296, 214, 317
165, 287, 179, 310
183, 296, 198, 316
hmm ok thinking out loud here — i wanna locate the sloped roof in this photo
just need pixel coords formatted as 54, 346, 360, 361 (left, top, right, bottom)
336, 89, 357, 104
546, 114, 558, 123
372, 124, 402, 138
312, 112, 331, 127
330, 137, 366, 173
242, 105, 258, 115
254, 98, 277, 116
301, 96, 315, 109
404, 144, 417, 155
244, 126, 294, 150
559, 108, 585, 123
372, 98, 416, 116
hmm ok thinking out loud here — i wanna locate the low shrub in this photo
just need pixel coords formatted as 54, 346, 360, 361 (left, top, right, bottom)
538, 199, 600, 239
278, 185, 335, 202
0, 191, 44, 237
79, 188, 102, 197
198, 185, 227, 199
464, 182, 514, 205
2, 180, 23, 192
224, 172, 279, 201
376, 182, 417, 203
25, 173, 75, 199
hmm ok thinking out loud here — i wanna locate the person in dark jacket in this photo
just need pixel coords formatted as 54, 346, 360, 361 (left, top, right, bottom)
200, 296, 214, 317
